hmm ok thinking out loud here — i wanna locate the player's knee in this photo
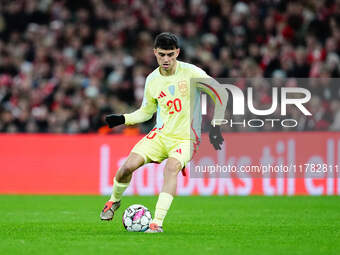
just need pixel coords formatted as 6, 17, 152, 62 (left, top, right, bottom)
164, 159, 182, 175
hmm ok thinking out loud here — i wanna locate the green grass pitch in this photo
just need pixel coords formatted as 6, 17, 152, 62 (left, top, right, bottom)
0, 195, 339, 255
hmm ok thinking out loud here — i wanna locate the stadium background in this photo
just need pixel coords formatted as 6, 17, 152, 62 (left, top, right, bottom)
0, 0, 340, 195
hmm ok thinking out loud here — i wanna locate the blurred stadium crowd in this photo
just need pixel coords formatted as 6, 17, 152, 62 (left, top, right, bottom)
0, 0, 340, 133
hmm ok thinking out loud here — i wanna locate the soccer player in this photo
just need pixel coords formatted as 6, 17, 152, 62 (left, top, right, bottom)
100, 32, 227, 233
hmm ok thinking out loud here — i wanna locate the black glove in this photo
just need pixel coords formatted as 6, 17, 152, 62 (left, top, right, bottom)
209, 125, 224, 150
105, 114, 125, 128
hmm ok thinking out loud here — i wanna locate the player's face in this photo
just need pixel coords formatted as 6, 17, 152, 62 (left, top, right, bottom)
154, 48, 180, 74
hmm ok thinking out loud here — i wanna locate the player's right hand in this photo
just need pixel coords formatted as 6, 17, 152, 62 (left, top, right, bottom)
105, 114, 125, 128
209, 125, 224, 150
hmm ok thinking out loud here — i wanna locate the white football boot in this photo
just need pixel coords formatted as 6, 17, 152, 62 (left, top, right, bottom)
100, 200, 121, 220
145, 223, 164, 233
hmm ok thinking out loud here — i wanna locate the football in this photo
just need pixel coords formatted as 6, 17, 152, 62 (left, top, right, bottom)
122, 204, 152, 232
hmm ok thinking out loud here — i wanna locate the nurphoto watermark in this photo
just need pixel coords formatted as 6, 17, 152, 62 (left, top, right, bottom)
195, 78, 312, 129
188, 78, 340, 179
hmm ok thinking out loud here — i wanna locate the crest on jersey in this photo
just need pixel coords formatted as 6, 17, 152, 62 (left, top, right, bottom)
168, 85, 175, 96
178, 80, 188, 97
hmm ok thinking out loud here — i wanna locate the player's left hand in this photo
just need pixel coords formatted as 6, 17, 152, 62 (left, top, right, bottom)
209, 125, 224, 150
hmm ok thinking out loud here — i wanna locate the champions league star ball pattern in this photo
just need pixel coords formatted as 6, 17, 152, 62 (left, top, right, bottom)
122, 204, 152, 232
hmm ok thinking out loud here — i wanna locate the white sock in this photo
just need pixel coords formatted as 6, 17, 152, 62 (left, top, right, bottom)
152, 192, 174, 226
109, 178, 130, 202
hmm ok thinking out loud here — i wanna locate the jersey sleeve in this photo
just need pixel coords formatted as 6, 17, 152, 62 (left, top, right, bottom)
192, 66, 228, 125
124, 75, 157, 125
